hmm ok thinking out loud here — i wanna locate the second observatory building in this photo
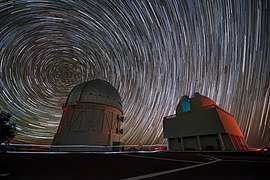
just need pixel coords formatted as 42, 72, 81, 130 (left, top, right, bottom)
163, 93, 248, 151
52, 79, 124, 151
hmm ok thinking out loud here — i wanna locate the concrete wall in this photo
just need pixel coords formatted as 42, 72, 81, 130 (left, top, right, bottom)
200, 134, 221, 150
168, 134, 234, 151
183, 136, 200, 151
164, 108, 225, 138
221, 133, 235, 150
168, 138, 182, 151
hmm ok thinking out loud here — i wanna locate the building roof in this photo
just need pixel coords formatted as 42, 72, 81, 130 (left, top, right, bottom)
65, 79, 122, 111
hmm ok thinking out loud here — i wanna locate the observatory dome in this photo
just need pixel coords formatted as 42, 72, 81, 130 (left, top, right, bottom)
192, 92, 216, 108
65, 79, 122, 111
176, 92, 216, 114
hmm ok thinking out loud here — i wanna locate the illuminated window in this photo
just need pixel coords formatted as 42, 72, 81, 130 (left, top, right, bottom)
182, 98, 191, 112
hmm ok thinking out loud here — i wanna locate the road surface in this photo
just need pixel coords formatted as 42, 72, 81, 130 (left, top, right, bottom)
0, 151, 269, 179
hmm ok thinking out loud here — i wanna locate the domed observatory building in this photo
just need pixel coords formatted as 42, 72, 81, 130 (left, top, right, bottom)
52, 79, 124, 151
163, 93, 248, 151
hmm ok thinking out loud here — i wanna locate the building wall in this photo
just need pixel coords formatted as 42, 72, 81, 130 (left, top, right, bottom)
168, 138, 182, 151
183, 136, 200, 151
52, 103, 122, 151
167, 133, 236, 151
221, 133, 235, 150
164, 108, 226, 138
163, 108, 247, 151
168, 134, 222, 151
216, 108, 245, 137
200, 134, 221, 150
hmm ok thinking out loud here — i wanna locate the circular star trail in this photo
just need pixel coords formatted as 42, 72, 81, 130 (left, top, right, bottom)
0, 0, 269, 147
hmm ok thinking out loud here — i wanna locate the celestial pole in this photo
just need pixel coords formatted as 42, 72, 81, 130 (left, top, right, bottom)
0, 0, 269, 147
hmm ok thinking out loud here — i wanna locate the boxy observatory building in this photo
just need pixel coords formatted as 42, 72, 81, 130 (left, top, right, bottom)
52, 79, 124, 151
163, 93, 248, 151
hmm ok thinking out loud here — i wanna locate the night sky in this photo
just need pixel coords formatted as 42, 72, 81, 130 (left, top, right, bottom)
0, 0, 269, 147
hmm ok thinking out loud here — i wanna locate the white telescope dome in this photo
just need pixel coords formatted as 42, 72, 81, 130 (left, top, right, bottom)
65, 79, 122, 111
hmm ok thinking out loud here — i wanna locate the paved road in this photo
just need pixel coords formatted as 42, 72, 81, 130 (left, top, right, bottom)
0, 151, 269, 179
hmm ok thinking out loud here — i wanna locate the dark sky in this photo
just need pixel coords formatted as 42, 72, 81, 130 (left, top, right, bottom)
0, 0, 269, 147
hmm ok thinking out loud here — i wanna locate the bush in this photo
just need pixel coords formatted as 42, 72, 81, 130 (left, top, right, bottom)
0, 111, 16, 145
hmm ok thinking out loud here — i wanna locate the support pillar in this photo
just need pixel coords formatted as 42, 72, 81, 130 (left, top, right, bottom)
197, 136, 202, 151
180, 137, 184, 151
218, 133, 226, 151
